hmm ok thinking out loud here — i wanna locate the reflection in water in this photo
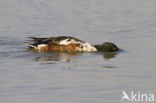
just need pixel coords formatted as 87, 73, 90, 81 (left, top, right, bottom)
33, 51, 118, 64
103, 65, 117, 68
102, 52, 118, 60
34, 52, 84, 63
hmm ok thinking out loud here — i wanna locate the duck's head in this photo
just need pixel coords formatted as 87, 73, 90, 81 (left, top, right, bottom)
95, 42, 119, 52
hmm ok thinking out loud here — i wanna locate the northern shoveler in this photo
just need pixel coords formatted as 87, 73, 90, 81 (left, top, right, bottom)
24, 36, 119, 52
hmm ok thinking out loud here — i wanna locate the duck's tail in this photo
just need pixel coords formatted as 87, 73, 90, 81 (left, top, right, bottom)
24, 37, 48, 50
24, 43, 37, 49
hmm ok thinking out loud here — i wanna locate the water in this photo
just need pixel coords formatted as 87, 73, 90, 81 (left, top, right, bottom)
0, 0, 156, 103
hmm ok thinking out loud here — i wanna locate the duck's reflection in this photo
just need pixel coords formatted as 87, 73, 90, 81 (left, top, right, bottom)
34, 52, 84, 63
102, 52, 118, 60
30, 48, 118, 63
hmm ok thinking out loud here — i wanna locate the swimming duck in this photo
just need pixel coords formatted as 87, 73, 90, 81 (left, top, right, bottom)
24, 36, 119, 52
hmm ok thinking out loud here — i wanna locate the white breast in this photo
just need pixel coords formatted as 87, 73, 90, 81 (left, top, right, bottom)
79, 42, 97, 52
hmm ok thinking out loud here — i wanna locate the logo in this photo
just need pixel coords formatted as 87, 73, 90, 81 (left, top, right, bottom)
121, 91, 155, 102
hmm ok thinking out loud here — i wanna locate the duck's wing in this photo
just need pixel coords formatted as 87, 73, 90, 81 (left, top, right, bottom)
48, 36, 85, 46
25, 36, 85, 47
53, 36, 84, 43
28, 37, 51, 44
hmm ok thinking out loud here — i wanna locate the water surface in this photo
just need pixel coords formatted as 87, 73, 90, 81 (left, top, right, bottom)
0, 0, 156, 103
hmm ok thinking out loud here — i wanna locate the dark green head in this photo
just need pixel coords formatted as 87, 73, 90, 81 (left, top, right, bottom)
95, 42, 119, 52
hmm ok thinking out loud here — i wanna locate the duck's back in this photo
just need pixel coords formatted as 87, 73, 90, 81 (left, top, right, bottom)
25, 36, 97, 52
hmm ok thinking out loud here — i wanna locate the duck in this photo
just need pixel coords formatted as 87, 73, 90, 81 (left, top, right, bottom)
24, 36, 119, 52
